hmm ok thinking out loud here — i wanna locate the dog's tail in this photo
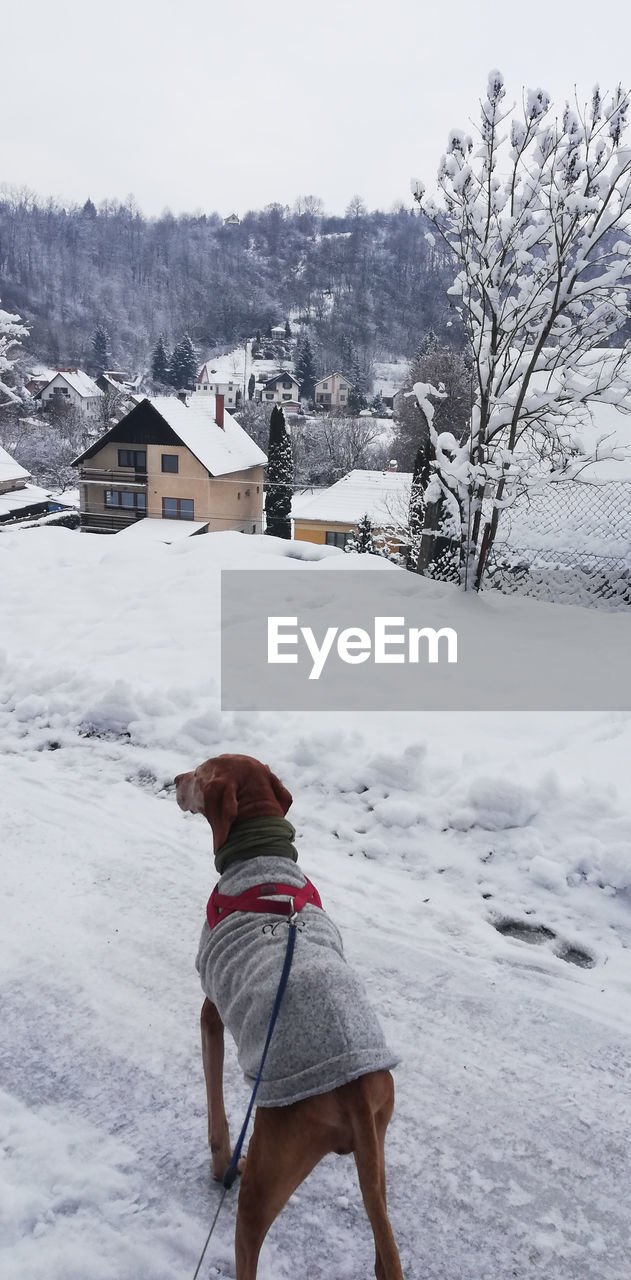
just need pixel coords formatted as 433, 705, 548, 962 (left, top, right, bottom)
348, 1071, 403, 1280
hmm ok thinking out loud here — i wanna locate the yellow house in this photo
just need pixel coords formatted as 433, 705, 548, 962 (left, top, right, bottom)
292, 468, 412, 548
73, 394, 266, 535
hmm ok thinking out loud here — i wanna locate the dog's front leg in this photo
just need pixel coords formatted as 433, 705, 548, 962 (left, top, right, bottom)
200, 998, 231, 1180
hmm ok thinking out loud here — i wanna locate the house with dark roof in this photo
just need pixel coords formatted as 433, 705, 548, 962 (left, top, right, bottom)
72, 394, 266, 534
255, 371, 300, 412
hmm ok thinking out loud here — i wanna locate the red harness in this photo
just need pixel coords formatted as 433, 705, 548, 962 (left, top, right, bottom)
206, 877, 323, 931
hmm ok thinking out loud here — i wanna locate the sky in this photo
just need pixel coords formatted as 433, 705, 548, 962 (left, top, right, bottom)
4, 0, 631, 218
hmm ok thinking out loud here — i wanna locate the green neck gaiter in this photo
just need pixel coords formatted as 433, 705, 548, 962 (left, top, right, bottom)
214, 816, 298, 876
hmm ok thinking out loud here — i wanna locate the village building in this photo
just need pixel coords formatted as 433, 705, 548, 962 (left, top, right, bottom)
223, 213, 241, 226
37, 370, 103, 418
195, 365, 242, 409
292, 467, 412, 548
314, 372, 351, 409
255, 371, 300, 413
0, 445, 72, 528
72, 394, 266, 535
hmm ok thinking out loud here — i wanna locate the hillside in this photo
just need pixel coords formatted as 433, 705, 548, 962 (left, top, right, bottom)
0, 193, 458, 376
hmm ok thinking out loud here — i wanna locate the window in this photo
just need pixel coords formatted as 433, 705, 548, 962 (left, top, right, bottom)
237, 492, 241, 500
265, 392, 274, 400
252, 524, 256, 533
104, 490, 146, 511
283, 379, 292, 389
282, 393, 292, 401
162, 497, 194, 520
339, 383, 347, 391
339, 394, 347, 402
245, 489, 250, 497
322, 382, 328, 389
325, 531, 349, 548
118, 449, 146, 468
161, 454, 178, 473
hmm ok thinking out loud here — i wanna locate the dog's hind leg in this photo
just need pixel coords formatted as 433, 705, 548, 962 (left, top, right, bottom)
200, 999, 231, 1180
234, 1103, 332, 1280
346, 1072, 404, 1280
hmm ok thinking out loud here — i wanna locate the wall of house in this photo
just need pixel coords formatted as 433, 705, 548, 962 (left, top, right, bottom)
293, 520, 350, 544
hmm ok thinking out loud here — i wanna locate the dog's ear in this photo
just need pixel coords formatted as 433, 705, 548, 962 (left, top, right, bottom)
200, 774, 239, 852
266, 766, 292, 816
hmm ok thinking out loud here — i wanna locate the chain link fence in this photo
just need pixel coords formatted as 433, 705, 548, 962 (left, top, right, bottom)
485, 481, 631, 610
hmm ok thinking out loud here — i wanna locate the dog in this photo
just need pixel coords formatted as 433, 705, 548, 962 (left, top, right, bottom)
175, 752, 403, 1280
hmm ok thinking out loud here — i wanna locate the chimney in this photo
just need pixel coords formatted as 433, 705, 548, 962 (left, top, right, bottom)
215, 393, 225, 429
177, 389, 189, 404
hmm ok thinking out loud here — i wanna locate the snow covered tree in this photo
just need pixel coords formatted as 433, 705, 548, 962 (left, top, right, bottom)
0, 302, 28, 413
168, 334, 198, 389
92, 324, 111, 377
393, 340, 472, 471
265, 405, 293, 538
151, 335, 170, 384
412, 72, 631, 589
284, 318, 292, 339
295, 333, 317, 400
248, 373, 256, 400
345, 514, 378, 554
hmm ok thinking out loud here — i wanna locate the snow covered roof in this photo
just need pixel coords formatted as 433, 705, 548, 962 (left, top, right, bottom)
264, 371, 299, 388
114, 518, 209, 543
314, 372, 349, 386
196, 364, 239, 385
0, 445, 30, 486
42, 371, 103, 399
293, 469, 412, 527
0, 482, 56, 518
146, 396, 267, 476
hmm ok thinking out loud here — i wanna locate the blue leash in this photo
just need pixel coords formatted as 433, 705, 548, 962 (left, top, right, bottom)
192, 914, 298, 1279
223, 914, 298, 1188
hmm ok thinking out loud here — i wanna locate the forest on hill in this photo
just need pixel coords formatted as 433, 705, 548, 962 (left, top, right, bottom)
0, 190, 461, 375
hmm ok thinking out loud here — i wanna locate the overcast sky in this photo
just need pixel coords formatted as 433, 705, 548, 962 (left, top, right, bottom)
4, 0, 631, 218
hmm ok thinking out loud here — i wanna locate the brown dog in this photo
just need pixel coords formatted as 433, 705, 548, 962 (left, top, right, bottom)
175, 753, 403, 1280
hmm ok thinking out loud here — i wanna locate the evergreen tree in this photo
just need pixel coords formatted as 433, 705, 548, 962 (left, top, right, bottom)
406, 439, 431, 569
82, 198, 97, 219
295, 333, 317, 401
248, 373, 256, 400
347, 381, 367, 414
92, 324, 110, 376
265, 405, 293, 539
168, 333, 198, 388
151, 335, 170, 383
345, 513, 378, 554
284, 318, 292, 339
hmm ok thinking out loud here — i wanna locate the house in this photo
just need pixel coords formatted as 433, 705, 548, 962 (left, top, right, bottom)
37, 370, 103, 418
314, 372, 351, 409
0, 445, 72, 527
270, 325, 287, 340
223, 213, 241, 226
195, 364, 242, 409
292, 467, 412, 548
72, 393, 266, 535
256, 372, 300, 413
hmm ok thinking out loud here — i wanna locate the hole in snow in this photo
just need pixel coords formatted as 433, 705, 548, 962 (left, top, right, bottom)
556, 945, 595, 969
493, 919, 556, 944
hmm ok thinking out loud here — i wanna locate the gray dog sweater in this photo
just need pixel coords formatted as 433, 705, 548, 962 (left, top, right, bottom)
196, 855, 400, 1107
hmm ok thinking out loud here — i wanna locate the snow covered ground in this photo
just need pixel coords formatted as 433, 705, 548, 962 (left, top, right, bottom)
2, 527, 631, 1279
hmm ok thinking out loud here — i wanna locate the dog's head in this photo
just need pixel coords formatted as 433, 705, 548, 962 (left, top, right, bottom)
174, 753, 292, 853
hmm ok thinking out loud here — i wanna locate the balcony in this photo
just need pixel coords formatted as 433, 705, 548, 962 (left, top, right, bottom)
79, 510, 146, 533
79, 466, 147, 487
